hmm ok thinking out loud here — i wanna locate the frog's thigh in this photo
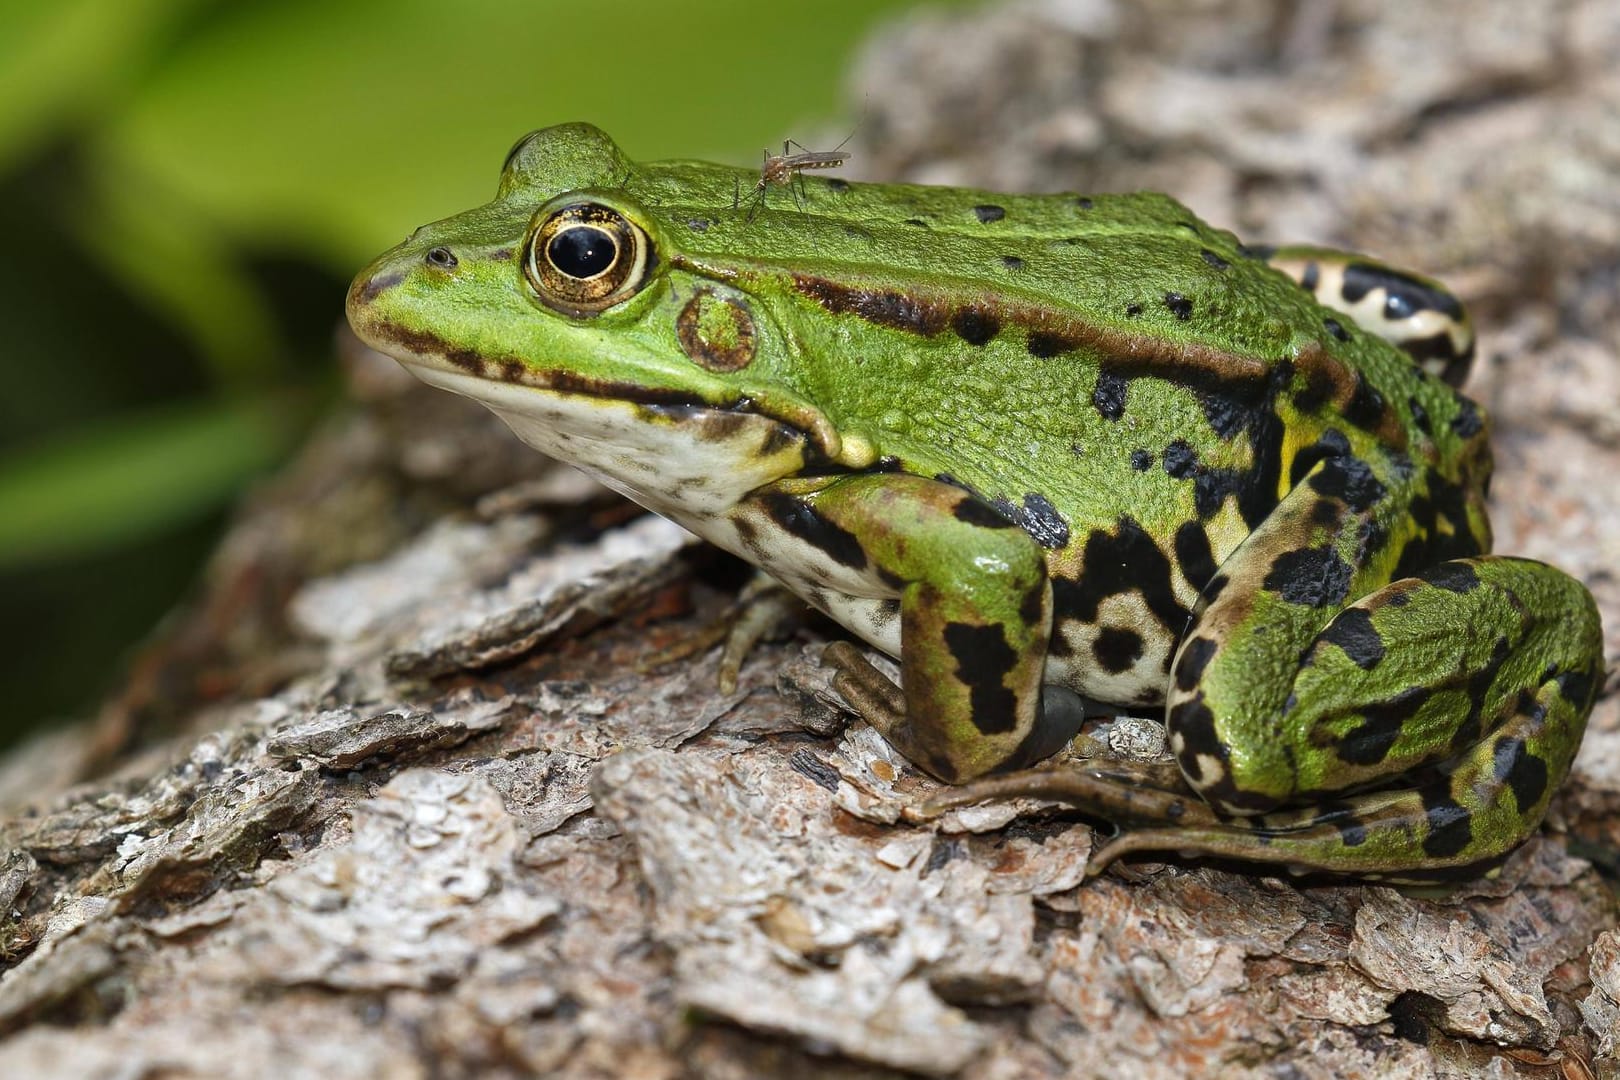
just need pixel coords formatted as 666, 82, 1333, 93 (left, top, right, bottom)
1176, 532, 1602, 810
791, 474, 1053, 782
1117, 558, 1601, 875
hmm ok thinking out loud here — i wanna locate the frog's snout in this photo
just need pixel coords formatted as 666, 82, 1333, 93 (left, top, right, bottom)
347, 262, 395, 317
345, 246, 421, 344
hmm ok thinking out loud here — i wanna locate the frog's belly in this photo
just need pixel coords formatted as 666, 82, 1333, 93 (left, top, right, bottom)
683, 502, 1175, 712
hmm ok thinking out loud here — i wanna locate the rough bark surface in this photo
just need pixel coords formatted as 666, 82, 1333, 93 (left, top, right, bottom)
4, 1, 1619, 1076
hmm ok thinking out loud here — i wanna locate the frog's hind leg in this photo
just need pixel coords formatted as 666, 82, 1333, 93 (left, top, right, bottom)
1159, 433, 1603, 872
1264, 245, 1475, 387
937, 556, 1602, 877
1104, 570, 1599, 878
1170, 539, 1601, 874
936, 456, 1603, 876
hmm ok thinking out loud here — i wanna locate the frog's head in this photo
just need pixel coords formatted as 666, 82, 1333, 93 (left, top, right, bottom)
346, 123, 847, 518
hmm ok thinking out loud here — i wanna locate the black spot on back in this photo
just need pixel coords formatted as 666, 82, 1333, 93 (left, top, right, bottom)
1289, 428, 1352, 487
1001, 255, 1025, 271
1425, 474, 1487, 563
1308, 456, 1387, 513
1027, 331, 1076, 358
973, 204, 1006, 223
1198, 390, 1256, 440
1162, 440, 1199, 479
1163, 292, 1193, 320
1449, 396, 1483, 438
1010, 492, 1071, 549
1291, 365, 1335, 416
1161, 439, 1248, 519
1344, 372, 1388, 431
1408, 396, 1432, 436
1130, 449, 1155, 471
1200, 249, 1229, 270
1092, 371, 1129, 420
1324, 317, 1350, 342
952, 307, 1000, 346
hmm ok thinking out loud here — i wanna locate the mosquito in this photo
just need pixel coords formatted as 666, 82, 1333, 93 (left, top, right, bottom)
733, 132, 854, 222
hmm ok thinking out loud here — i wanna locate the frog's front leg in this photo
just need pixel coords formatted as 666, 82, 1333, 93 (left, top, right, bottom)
743, 473, 1063, 782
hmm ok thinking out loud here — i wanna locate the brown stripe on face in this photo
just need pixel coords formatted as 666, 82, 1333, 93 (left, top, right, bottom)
373, 323, 490, 374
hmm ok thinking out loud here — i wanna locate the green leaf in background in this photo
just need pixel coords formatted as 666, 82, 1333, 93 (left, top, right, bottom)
0, 0, 208, 171
75, 154, 284, 389
0, 396, 301, 569
92, 0, 964, 270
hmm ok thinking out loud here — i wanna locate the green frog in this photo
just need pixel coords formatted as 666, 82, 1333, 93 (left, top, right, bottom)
347, 123, 1603, 878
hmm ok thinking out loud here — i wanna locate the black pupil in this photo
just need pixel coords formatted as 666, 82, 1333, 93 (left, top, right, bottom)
548, 226, 617, 279
1384, 291, 1416, 320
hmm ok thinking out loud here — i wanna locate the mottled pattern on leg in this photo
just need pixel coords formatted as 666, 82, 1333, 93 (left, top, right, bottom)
788, 473, 1055, 781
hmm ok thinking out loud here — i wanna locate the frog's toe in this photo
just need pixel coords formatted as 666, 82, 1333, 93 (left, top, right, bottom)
638, 573, 805, 692
823, 640, 906, 727
920, 762, 1212, 825
717, 576, 805, 692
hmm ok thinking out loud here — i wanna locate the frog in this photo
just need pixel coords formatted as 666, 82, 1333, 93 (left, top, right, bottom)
346, 123, 1604, 879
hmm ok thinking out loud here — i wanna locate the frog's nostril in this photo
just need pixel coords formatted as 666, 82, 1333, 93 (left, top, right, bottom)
426, 246, 459, 269
349, 266, 404, 310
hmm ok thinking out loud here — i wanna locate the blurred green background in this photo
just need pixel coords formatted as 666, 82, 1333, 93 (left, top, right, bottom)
0, 0, 968, 745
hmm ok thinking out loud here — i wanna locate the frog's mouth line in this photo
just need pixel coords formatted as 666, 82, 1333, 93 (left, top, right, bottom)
367, 323, 845, 465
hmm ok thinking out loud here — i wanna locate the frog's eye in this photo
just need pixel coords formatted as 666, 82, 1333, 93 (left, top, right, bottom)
524, 202, 652, 316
